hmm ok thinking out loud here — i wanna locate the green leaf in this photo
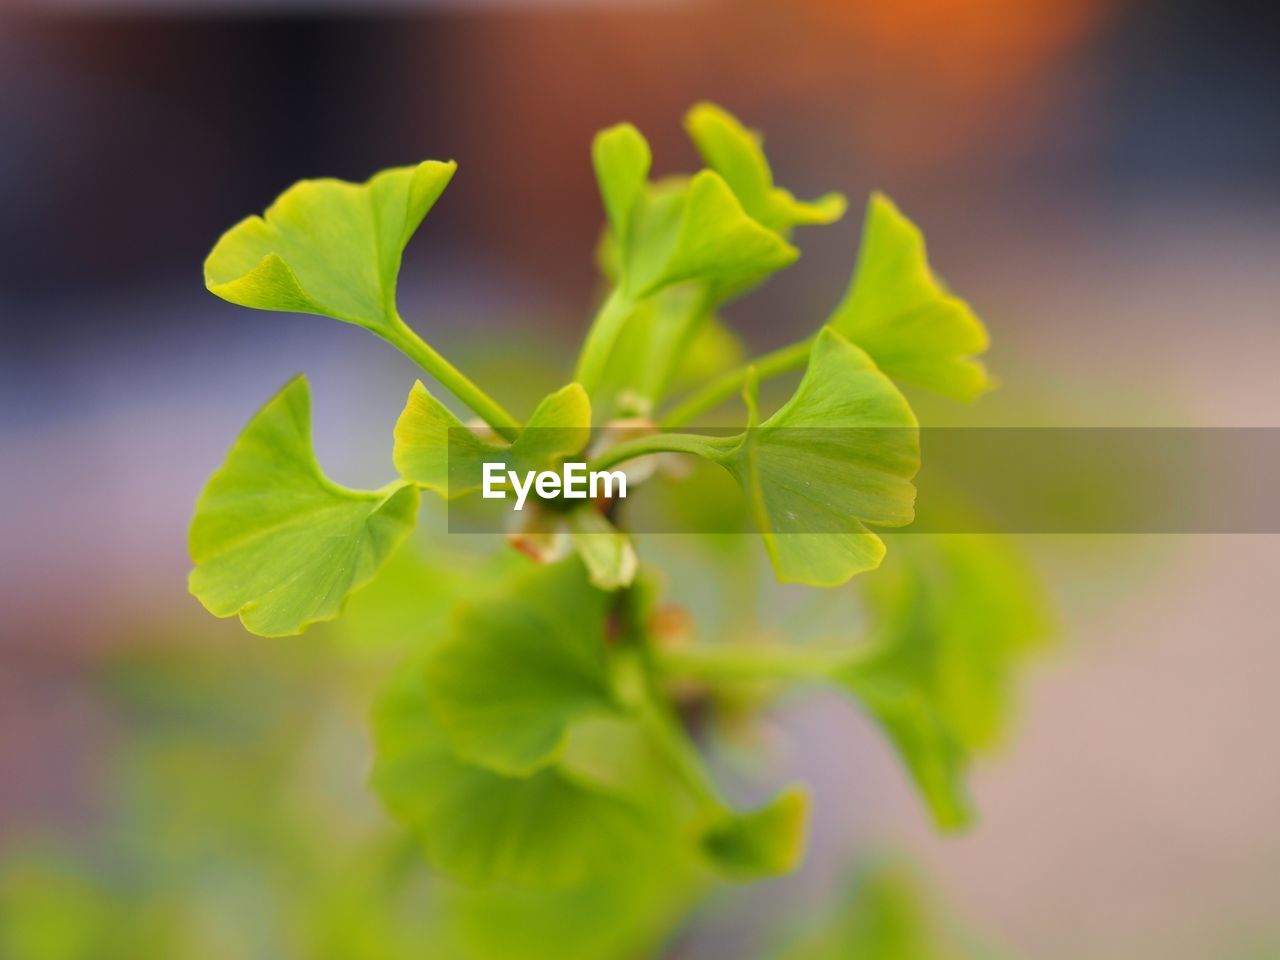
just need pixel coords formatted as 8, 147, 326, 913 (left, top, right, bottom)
625, 170, 798, 298
776, 861, 987, 960
392, 381, 497, 496
424, 557, 617, 775
700, 786, 809, 879
580, 118, 800, 402
837, 534, 1050, 830
655, 536, 1047, 832
829, 193, 991, 400
590, 124, 797, 300
592, 123, 652, 250
0, 856, 118, 960
334, 543, 525, 656
558, 715, 680, 802
837, 664, 972, 830
872, 534, 1050, 749
567, 509, 638, 591
393, 381, 590, 497
204, 161, 455, 337
371, 666, 646, 889
685, 102, 846, 234
582, 107, 842, 414
704, 327, 920, 586
188, 376, 418, 637
425, 731, 704, 960
429, 861, 699, 960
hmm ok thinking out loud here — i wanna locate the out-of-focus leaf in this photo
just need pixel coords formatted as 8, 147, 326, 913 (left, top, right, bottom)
559, 714, 678, 802
590, 285, 714, 419
567, 509, 638, 591
393, 381, 589, 497
188, 376, 418, 637
593, 123, 652, 251
869, 534, 1051, 749
583, 111, 833, 409
429, 832, 701, 960
590, 290, 748, 422
838, 534, 1051, 829
0, 857, 118, 960
591, 125, 797, 301
829, 194, 991, 401
424, 557, 617, 774
371, 666, 648, 889
204, 161, 455, 337
700, 786, 809, 879
625, 170, 798, 298
427, 719, 705, 959
776, 860, 989, 960
685, 102, 846, 234
334, 542, 524, 656
837, 665, 971, 830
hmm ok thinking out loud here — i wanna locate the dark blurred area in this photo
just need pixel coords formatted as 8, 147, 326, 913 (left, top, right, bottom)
4, 0, 1278, 325
2, 2, 1278, 957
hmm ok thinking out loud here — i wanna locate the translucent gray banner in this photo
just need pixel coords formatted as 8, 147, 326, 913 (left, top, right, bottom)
444, 428, 1280, 534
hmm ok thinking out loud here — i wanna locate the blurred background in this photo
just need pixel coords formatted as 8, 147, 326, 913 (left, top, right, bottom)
1, 0, 1278, 957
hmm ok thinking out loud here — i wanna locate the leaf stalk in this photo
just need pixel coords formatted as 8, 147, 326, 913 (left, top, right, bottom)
387, 314, 522, 442
636, 700, 729, 816
574, 285, 637, 396
661, 336, 813, 427
656, 644, 862, 683
586, 431, 724, 473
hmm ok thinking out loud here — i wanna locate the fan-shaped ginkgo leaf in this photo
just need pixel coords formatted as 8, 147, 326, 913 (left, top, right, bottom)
685, 102, 846, 234
393, 381, 590, 497
371, 667, 645, 889
204, 160, 455, 337
828, 193, 991, 401
696, 327, 920, 586
424, 557, 618, 775
188, 376, 418, 637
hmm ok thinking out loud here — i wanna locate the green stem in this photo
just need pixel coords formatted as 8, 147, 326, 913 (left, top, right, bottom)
574, 285, 637, 396
637, 700, 728, 816
661, 336, 814, 427
656, 644, 858, 684
386, 315, 521, 442
586, 431, 723, 474
615, 588, 728, 817
641, 284, 717, 404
